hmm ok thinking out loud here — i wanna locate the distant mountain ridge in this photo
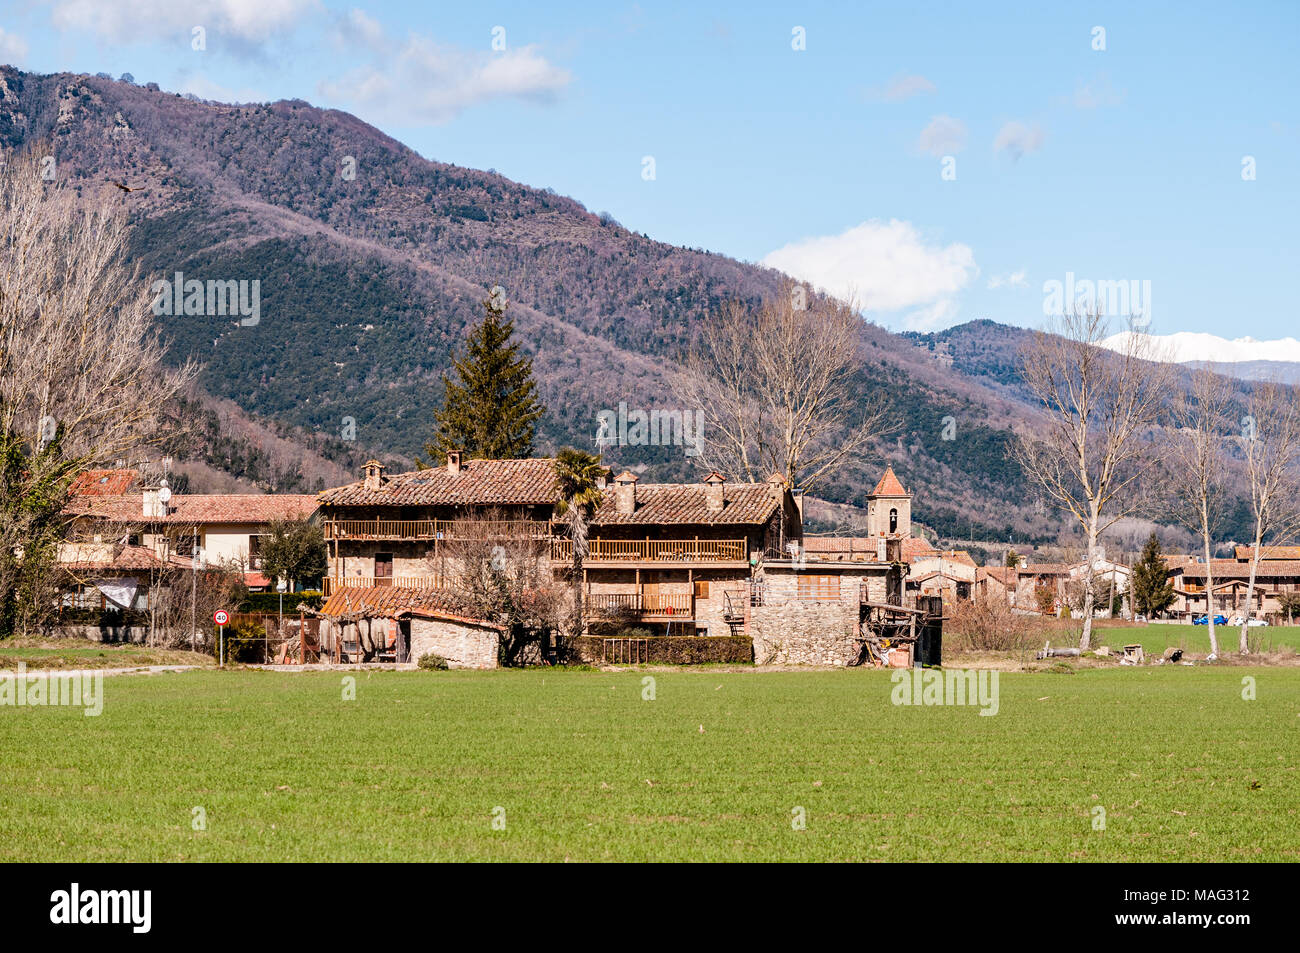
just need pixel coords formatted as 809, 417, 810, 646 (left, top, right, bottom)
1102, 331, 1300, 379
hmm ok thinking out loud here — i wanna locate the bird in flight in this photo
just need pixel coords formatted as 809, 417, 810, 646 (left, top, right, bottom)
108, 180, 144, 192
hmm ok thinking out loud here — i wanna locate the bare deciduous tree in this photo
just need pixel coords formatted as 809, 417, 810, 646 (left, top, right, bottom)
0, 147, 197, 635
1236, 380, 1300, 651
1015, 309, 1174, 649
1165, 367, 1234, 655
427, 511, 566, 665
683, 279, 892, 492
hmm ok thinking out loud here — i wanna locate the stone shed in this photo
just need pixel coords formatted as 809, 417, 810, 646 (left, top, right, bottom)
406, 609, 502, 669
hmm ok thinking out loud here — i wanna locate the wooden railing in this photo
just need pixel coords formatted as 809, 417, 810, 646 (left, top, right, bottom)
322, 575, 448, 595
588, 592, 693, 616
323, 519, 552, 541
552, 538, 747, 563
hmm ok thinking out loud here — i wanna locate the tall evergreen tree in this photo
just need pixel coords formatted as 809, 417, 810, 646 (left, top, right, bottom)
427, 287, 544, 461
1130, 532, 1176, 619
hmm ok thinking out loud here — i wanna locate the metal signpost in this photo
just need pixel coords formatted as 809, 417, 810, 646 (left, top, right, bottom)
214, 609, 229, 666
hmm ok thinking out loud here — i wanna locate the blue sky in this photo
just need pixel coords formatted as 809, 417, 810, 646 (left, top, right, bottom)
1, 1, 1297, 336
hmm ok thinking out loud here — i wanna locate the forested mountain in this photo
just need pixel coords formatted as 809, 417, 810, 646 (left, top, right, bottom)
0, 67, 1265, 550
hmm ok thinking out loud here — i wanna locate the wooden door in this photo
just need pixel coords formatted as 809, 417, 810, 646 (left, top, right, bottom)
375, 552, 393, 586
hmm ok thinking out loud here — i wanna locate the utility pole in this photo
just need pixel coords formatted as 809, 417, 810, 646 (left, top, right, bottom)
190, 526, 198, 653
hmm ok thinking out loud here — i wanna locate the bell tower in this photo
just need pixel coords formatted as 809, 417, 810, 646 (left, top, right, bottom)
867, 466, 911, 536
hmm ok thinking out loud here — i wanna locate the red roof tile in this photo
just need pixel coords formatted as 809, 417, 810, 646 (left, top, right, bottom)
66, 494, 317, 525
870, 466, 909, 497
319, 458, 559, 507
1233, 545, 1300, 562
980, 566, 1019, 586
69, 469, 140, 496
1175, 559, 1300, 580
58, 543, 184, 572
592, 483, 778, 526
319, 586, 500, 629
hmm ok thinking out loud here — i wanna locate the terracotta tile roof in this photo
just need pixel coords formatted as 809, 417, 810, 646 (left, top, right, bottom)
1234, 545, 1300, 562
980, 566, 1019, 586
66, 494, 317, 525
1175, 559, 1300, 580
1021, 563, 1071, 576
870, 466, 909, 497
58, 543, 183, 572
319, 585, 500, 629
909, 570, 964, 585
910, 548, 978, 568
900, 536, 937, 560
319, 458, 559, 507
592, 482, 778, 526
69, 469, 139, 496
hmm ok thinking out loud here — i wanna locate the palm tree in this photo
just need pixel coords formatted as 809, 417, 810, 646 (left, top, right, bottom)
553, 449, 605, 642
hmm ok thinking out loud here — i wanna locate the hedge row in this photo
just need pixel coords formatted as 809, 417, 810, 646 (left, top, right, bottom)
570, 635, 753, 666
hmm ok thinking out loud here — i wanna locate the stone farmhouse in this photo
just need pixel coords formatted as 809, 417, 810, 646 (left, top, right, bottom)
1166, 546, 1300, 621
315, 455, 936, 668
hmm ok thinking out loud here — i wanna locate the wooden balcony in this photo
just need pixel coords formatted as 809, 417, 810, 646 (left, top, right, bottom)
322, 574, 448, 595
552, 538, 747, 565
323, 519, 552, 541
587, 592, 693, 618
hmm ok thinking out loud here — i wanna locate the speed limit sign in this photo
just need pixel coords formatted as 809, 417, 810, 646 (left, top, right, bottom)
213, 609, 230, 626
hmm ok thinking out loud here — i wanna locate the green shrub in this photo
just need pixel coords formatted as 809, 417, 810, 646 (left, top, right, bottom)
216, 619, 266, 663
417, 653, 449, 671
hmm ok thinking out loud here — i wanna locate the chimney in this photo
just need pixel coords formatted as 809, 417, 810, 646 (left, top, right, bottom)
766, 471, 787, 503
363, 459, 387, 491
446, 450, 462, 476
704, 471, 726, 513
142, 487, 161, 519
595, 468, 609, 491
613, 470, 639, 514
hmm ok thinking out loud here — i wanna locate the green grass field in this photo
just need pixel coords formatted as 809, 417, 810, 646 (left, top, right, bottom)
2, 666, 1296, 861
1091, 625, 1299, 658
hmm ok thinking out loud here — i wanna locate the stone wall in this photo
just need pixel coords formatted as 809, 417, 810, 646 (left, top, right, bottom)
750, 600, 860, 665
748, 567, 889, 665
409, 616, 499, 669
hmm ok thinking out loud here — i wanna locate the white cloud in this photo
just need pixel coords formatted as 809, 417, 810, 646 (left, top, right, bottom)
318, 22, 571, 125
47, 0, 317, 47
1072, 73, 1124, 109
987, 269, 1028, 290
993, 120, 1044, 160
336, 7, 385, 52
761, 219, 977, 330
869, 73, 935, 102
917, 114, 966, 156
0, 27, 28, 63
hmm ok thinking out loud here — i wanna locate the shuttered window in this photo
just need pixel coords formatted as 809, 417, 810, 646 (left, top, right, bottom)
797, 575, 840, 602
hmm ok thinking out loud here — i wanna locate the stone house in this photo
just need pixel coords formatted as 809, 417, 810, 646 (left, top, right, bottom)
1167, 552, 1300, 621
315, 455, 935, 667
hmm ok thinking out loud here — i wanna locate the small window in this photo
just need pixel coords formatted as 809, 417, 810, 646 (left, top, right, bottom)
694, 580, 710, 599
798, 575, 840, 602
